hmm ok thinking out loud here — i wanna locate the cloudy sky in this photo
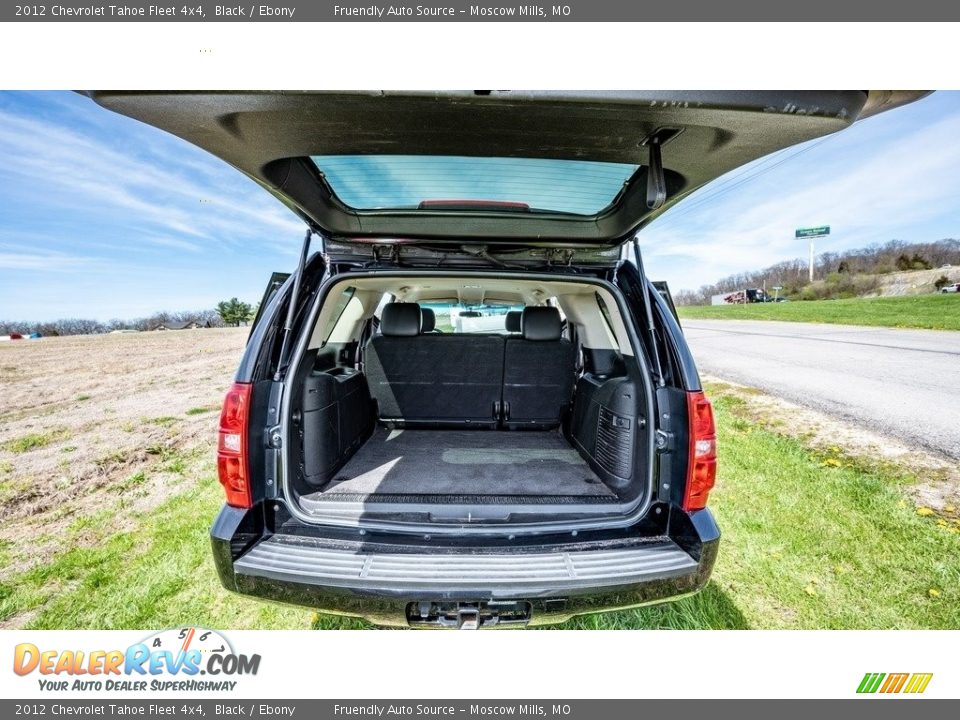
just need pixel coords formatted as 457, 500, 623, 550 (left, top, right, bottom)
1, 91, 959, 321
641, 91, 960, 288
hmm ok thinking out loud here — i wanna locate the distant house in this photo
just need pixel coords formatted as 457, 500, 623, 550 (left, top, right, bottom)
150, 321, 210, 331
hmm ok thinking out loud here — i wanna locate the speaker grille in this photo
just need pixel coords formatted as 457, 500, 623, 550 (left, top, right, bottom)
595, 407, 633, 478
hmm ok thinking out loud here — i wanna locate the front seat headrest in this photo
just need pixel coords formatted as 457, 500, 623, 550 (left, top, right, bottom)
380, 303, 421, 337
522, 306, 562, 342
505, 310, 522, 333
420, 308, 436, 333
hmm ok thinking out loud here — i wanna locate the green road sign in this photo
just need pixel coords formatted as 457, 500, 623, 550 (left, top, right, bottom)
796, 226, 830, 238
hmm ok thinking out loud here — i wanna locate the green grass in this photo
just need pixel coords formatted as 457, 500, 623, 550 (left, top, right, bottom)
163, 455, 187, 474
0, 470, 309, 630
0, 539, 13, 568
185, 406, 218, 416
678, 294, 960, 330
2, 429, 70, 454
115, 471, 148, 492
2, 390, 957, 630
146, 416, 179, 427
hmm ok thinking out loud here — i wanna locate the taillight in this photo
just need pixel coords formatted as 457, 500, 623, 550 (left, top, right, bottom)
217, 382, 253, 509
683, 390, 717, 511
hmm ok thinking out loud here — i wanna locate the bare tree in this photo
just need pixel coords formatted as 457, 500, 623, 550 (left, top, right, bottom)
0, 305, 243, 336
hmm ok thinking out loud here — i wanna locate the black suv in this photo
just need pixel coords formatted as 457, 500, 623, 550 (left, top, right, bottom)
91, 90, 923, 628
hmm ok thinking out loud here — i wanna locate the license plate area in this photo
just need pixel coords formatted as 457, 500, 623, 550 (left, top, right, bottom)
406, 600, 532, 629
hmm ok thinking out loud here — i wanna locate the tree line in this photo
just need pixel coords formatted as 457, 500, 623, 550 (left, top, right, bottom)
0, 297, 257, 336
673, 238, 959, 306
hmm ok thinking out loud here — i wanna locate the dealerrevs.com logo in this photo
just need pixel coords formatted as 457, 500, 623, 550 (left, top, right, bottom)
13, 627, 261, 692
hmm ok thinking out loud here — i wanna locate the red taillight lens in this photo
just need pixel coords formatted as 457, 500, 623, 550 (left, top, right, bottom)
683, 390, 717, 511
217, 382, 253, 509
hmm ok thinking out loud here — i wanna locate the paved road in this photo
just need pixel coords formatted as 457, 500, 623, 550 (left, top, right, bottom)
682, 319, 960, 460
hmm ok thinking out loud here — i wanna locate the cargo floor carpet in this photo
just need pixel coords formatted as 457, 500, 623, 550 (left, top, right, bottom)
305, 427, 613, 502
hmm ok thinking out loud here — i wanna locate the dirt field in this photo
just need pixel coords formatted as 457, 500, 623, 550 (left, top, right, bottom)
0, 328, 247, 580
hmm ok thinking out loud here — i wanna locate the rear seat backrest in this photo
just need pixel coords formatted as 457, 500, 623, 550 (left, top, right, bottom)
502, 307, 576, 428
420, 308, 437, 334
381, 302, 421, 336
505, 310, 522, 334
365, 302, 503, 427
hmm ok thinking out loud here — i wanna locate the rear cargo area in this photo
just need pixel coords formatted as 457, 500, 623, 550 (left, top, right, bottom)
285, 283, 656, 525
300, 427, 616, 504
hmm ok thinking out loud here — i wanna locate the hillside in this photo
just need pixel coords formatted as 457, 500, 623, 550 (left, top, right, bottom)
674, 238, 960, 305
868, 266, 960, 296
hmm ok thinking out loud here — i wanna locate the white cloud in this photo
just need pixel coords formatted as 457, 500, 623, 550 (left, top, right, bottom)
138, 235, 203, 253
0, 108, 303, 247
0, 249, 88, 271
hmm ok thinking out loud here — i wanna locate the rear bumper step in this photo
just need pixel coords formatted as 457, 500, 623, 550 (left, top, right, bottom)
234, 535, 697, 595
210, 504, 720, 626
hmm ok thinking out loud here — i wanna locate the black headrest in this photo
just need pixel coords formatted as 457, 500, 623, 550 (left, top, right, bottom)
505, 310, 522, 333
420, 308, 436, 333
381, 303, 421, 337
522, 306, 562, 341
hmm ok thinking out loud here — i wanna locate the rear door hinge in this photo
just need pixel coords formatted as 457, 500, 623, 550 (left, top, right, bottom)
265, 425, 283, 449
655, 429, 675, 453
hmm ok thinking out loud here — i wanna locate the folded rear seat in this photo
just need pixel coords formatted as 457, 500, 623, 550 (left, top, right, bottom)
365, 302, 504, 428
502, 307, 576, 429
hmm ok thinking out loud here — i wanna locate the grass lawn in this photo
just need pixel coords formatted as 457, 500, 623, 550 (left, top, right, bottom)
2, 383, 958, 630
677, 294, 960, 331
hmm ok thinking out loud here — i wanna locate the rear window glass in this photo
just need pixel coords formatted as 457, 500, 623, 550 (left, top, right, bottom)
421, 303, 524, 334
310, 155, 639, 215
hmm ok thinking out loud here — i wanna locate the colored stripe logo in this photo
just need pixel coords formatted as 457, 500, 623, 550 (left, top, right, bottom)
857, 672, 933, 694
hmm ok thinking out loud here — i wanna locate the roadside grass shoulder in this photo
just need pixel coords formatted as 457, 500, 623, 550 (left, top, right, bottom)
554, 384, 960, 629
677, 294, 960, 330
